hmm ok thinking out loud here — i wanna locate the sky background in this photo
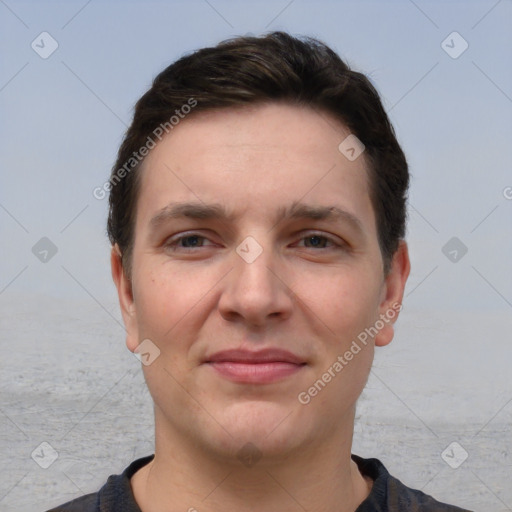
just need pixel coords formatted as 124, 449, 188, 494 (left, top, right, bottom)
1, 0, 511, 310
1, 1, 511, 510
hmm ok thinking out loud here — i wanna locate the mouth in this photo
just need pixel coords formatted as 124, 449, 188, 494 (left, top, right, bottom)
204, 348, 307, 384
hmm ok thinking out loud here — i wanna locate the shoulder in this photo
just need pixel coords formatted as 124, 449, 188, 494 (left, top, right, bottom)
46, 492, 98, 511
45, 455, 155, 512
352, 454, 473, 512
386, 472, 472, 511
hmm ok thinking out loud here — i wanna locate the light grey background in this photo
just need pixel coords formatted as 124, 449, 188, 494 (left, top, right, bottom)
1, 0, 511, 511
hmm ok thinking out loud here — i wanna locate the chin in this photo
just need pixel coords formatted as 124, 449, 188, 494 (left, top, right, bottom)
213, 400, 309, 455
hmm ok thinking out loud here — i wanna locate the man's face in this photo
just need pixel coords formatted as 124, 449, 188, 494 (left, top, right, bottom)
113, 103, 408, 460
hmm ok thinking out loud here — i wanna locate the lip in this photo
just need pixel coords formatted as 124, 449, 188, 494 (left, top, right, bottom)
204, 349, 306, 384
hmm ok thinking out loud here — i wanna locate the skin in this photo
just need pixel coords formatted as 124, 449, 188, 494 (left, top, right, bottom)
111, 102, 410, 512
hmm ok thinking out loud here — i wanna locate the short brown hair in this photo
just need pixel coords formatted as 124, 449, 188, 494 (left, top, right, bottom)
107, 31, 409, 277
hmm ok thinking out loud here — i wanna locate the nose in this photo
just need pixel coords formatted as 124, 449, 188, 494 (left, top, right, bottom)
217, 237, 294, 328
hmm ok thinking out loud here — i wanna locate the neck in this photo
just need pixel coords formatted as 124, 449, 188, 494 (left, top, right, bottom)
131, 407, 372, 512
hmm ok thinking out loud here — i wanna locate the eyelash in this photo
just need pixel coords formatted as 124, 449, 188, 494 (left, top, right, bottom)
164, 232, 343, 251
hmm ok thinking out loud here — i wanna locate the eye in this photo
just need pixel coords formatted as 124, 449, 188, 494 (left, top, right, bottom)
163, 231, 346, 252
164, 232, 215, 250
295, 233, 342, 249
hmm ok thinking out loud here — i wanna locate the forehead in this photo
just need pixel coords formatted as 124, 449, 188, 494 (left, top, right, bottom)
135, 103, 376, 234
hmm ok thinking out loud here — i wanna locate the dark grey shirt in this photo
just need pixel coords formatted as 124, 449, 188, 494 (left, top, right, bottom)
47, 454, 473, 511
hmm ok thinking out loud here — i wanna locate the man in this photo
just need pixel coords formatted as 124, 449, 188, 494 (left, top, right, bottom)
49, 32, 472, 511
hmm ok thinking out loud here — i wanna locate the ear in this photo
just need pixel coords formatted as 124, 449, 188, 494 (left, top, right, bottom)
111, 244, 140, 353
374, 241, 411, 347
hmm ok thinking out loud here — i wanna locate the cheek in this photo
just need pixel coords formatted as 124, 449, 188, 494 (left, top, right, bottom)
296, 267, 382, 337
132, 267, 198, 341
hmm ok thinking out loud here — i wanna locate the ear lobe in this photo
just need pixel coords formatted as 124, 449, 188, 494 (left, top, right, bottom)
374, 323, 395, 348
110, 244, 139, 353
374, 241, 410, 347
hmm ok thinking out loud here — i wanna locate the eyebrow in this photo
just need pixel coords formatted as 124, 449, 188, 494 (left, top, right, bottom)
148, 200, 364, 234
